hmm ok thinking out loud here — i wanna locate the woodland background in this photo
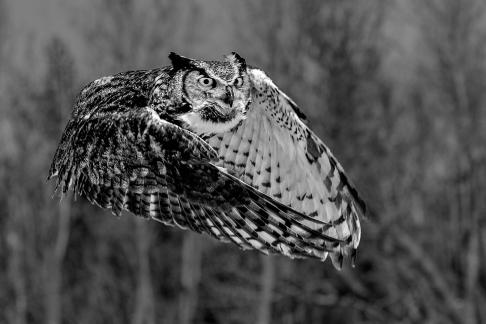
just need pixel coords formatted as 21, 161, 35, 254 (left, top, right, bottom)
0, 0, 485, 323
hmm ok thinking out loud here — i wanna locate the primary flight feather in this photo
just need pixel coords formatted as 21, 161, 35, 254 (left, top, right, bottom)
49, 52, 365, 269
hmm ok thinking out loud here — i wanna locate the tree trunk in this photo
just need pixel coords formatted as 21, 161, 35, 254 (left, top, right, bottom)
132, 221, 155, 324
45, 196, 71, 324
6, 194, 27, 324
257, 256, 276, 324
178, 232, 202, 324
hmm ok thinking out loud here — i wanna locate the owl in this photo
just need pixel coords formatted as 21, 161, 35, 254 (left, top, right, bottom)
49, 52, 365, 269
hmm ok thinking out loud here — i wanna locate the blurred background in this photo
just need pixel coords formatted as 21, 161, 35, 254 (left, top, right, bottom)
1, 0, 485, 323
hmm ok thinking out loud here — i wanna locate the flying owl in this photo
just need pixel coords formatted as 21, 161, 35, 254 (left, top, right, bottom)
48, 52, 365, 269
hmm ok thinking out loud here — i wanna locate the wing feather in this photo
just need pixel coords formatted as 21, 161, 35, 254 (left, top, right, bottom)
49, 70, 344, 262
208, 68, 365, 268
245, 113, 262, 184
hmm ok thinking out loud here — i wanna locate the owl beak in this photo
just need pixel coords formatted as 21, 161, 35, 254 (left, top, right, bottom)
222, 86, 234, 107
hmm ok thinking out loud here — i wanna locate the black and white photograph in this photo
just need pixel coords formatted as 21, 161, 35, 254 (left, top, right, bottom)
0, 1, 485, 323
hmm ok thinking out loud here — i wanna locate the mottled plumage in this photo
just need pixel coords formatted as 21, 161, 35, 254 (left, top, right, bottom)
49, 52, 365, 268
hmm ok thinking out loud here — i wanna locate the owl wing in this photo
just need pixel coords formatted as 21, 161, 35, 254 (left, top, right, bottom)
48, 70, 343, 259
207, 68, 365, 268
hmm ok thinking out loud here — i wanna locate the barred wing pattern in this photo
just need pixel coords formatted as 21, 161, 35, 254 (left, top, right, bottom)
48, 70, 344, 261
208, 68, 365, 268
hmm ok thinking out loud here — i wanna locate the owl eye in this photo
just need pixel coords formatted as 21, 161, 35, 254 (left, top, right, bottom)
234, 77, 244, 88
198, 77, 215, 88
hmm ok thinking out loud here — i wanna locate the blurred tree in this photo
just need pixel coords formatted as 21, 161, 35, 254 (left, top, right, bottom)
407, 0, 486, 322
42, 37, 76, 324
1, 35, 76, 324
179, 232, 203, 324
0, 0, 7, 71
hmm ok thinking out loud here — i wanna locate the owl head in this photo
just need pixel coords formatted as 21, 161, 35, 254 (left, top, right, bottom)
164, 52, 251, 135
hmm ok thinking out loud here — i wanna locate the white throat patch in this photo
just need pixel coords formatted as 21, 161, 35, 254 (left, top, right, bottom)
178, 111, 245, 135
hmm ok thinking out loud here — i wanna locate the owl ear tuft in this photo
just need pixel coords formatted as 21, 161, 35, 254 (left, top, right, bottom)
169, 52, 193, 70
226, 52, 247, 71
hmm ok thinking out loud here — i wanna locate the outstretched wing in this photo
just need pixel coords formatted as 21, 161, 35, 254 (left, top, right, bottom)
49, 70, 344, 260
207, 68, 365, 268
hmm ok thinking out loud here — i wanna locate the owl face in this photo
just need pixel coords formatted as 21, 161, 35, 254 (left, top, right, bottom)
169, 52, 251, 135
